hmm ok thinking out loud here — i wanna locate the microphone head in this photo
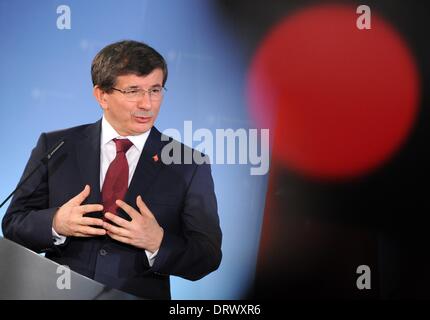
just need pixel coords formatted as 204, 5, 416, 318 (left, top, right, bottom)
46, 138, 66, 160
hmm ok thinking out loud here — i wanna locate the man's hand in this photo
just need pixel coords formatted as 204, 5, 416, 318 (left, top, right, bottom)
52, 185, 106, 237
103, 195, 164, 253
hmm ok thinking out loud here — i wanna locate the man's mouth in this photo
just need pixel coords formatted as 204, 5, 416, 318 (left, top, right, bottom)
132, 110, 153, 124
134, 115, 152, 123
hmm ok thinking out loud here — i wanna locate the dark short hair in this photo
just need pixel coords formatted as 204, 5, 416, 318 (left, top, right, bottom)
91, 40, 168, 92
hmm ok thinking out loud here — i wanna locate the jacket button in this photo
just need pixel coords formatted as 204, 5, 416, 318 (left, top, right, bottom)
100, 249, 108, 256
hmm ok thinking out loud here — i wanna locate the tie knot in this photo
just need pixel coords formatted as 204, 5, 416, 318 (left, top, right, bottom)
113, 138, 133, 153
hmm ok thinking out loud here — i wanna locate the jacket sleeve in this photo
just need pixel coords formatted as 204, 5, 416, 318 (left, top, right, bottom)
151, 161, 222, 280
2, 133, 59, 253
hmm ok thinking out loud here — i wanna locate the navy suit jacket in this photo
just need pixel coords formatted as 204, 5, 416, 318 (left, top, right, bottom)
2, 119, 222, 299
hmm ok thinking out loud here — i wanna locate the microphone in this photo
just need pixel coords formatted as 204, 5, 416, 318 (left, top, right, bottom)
0, 139, 66, 208
45, 140, 65, 161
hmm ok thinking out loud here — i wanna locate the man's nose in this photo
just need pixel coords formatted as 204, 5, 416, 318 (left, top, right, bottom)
136, 92, 152, 109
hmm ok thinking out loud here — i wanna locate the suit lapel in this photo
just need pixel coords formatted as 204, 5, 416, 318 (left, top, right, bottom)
75, 120, 102, 206
121, 127, 166, 219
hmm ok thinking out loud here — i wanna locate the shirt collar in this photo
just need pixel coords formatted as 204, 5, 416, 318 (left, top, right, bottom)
101, 115, 151, 152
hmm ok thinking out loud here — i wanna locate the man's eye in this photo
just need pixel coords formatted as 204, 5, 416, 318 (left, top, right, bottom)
151, 88, 161, 94
125, 90, 139, 95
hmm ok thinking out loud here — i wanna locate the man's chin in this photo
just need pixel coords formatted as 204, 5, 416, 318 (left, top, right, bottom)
132, 123, 153, 135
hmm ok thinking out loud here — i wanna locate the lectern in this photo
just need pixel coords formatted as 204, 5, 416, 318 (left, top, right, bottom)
0, 237, 141, 299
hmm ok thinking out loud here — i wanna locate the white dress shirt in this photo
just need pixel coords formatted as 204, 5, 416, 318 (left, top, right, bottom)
52, 116, 158, 266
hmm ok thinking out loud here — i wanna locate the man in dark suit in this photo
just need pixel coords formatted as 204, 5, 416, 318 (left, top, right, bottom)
2, 40, 222, 299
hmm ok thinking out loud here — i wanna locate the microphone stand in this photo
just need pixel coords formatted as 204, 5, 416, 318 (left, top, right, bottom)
0, 140, 65, 208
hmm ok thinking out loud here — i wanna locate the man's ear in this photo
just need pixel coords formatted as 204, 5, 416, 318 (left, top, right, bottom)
93, 86, 109, 110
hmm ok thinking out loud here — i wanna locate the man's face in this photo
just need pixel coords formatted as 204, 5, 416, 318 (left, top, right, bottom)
97, 68, 164, 136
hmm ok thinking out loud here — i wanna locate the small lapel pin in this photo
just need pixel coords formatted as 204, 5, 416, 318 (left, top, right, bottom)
152, 154, 159, 162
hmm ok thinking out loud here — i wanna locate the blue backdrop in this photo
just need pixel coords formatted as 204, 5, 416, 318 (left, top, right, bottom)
0, 0, 268, 299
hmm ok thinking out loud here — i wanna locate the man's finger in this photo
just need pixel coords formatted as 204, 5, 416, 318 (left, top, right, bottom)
68, 185, 91, 206
80, 217, 104, 227
104, 212, 129, 228
74, 233, 93, 238
116, 199, 141, 220
80, 204, 104, 214
136, 195, 154, 218
102, 221, 131, 238
106, 231, 131, 245
78, 226, 106, 236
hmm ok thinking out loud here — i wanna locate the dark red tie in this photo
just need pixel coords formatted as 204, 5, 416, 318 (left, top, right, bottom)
102, 138, 133, 215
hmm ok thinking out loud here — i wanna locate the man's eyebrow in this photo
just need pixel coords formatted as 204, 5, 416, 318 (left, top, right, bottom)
123, 84, 163, 89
